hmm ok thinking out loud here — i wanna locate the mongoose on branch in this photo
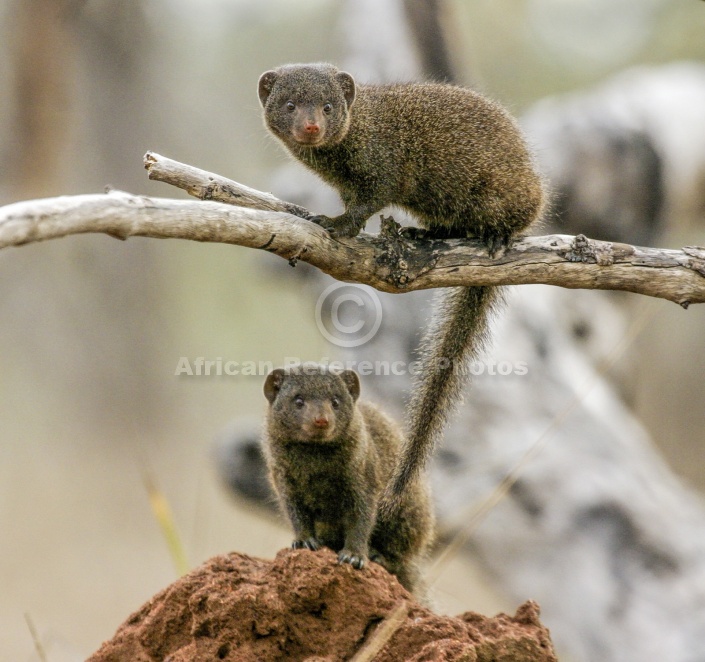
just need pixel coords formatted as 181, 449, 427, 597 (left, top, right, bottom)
262, 364, 434, 593
258, 63, 545, 505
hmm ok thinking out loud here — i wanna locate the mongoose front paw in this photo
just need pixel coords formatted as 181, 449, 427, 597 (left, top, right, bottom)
338, 549, 367, 569
310, 214, 333, 229
311, 215, 363, 239
292, 537, 321, 551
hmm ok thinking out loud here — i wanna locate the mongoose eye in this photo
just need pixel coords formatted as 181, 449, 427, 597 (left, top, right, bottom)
286, 101, 296, 112
323, 103, 333, 114
331, 397, 340, 409
294, 395, 305, 408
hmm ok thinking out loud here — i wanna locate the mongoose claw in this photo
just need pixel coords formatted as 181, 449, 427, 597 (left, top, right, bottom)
369, 549, 389, 568
399, 226, 427, 240
292, 537, 321, 551
338, 549, 366, 569
483, 231, 513, 258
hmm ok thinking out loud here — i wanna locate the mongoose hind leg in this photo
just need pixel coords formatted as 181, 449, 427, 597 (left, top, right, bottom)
369, 548, 387, 565
369, 547, 421, 593
381, 555, 420, 593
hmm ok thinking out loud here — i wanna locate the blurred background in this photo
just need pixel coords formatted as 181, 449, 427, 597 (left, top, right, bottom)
1, 1, 704, 660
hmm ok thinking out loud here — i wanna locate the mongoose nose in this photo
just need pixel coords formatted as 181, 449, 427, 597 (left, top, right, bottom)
304, 122, 320, 134
312, 416, 329, 429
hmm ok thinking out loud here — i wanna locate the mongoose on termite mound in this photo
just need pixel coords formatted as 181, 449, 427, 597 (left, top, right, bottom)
258, 63, 545, 507
261, 364, 434, 593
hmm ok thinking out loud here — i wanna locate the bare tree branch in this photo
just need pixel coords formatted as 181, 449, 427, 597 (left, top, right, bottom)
143, 151, 313, 219
0, 152, 702, 307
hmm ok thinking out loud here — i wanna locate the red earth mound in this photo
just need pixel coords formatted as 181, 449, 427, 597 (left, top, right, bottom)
88, 548, 556, 661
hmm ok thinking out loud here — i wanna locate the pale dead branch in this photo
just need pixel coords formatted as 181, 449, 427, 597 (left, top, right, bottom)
0, 152, 702, 306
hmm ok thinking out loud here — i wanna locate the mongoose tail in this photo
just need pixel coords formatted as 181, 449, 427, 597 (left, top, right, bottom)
383, 285, 500, 507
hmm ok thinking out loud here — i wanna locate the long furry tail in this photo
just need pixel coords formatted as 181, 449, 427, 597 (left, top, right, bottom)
382, 285, 501, 510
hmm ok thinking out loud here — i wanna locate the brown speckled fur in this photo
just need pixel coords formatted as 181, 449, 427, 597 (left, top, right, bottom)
262, 364, 434, 594
259, 63, 545, 510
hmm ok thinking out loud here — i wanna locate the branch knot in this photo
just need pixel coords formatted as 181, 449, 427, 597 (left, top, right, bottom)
683, 246, 705, 278
372, 215, 433, 288
563, 234, 615, 266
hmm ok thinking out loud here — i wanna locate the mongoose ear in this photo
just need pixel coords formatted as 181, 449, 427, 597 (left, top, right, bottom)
264, 368, 286, 403
341, 370, 361, 401
336, 72, 356, 108
258, 70, 279, 107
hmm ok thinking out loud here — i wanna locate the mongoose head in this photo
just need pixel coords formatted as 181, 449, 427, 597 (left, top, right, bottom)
263, 363, 361, 443
258, 63, 356, 148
